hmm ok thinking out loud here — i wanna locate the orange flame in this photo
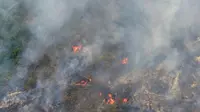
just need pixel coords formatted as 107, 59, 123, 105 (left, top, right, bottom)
121, 58, 128, 64
122, 98, 128, 103
108, 93, 112, 98
107, 98, 115, 105
72, 45, 82, 53
75, 77, 92, 87
104, 93, 115, 105
75, 80, 87, 87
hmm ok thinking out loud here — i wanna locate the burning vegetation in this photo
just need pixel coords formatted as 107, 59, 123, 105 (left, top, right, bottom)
1, 0, 200, 112
104, 93, 115, 105
74, 76, 92, 87
72, 44, 82, 53
2, 29, 200, 112
121, 58, 128, 65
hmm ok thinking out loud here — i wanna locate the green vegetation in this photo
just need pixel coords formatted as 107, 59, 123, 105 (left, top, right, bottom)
24, 73, 37, 91
0, 2, 30, 66
0, 5, 32, 92
9, 46, 22, 65
0, 2, 31, 87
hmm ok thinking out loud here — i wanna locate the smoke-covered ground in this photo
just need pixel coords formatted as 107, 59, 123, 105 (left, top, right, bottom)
1, 0, 200, 112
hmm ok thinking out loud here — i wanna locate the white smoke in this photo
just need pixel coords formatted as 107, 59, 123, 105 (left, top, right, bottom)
1, 0, 200, 111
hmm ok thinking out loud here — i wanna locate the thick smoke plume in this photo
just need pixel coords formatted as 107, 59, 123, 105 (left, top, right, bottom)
1, 0, 200, 112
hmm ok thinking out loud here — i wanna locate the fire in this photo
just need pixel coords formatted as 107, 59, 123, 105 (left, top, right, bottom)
75, 80, 88, 87
121, 58, 128, 64
75, 77, 92, 87
122, 98, 128, 103
101, 93, 128, 105
104, 93, 115, 105
72, 45, 82, 53
108, 93, 112, 98
107, 98, 115, 105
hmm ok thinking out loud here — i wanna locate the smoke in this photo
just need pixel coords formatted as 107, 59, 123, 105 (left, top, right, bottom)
22, 0, 89, 64
1, 0, 200, 111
